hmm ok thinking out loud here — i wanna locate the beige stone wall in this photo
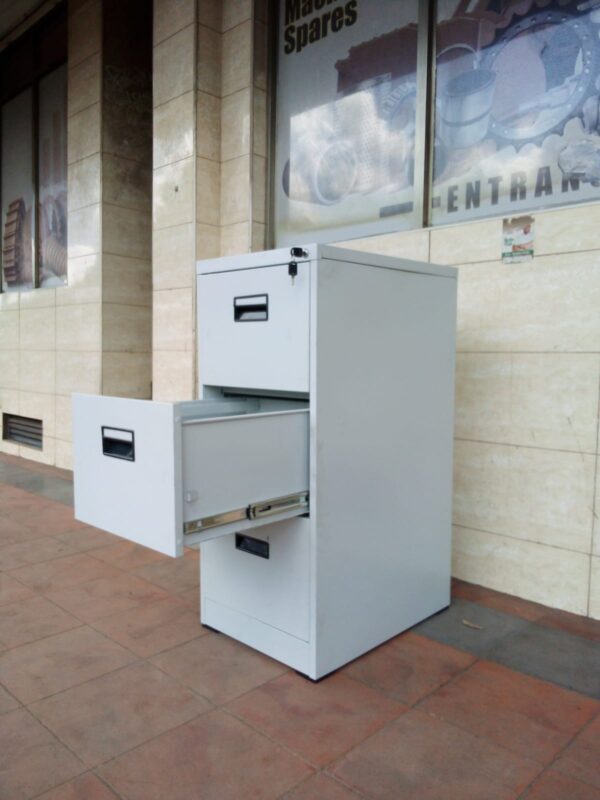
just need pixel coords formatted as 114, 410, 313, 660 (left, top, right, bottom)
152, 0, 268, 401
0, 0, 152, 469
340, 209, 600, 619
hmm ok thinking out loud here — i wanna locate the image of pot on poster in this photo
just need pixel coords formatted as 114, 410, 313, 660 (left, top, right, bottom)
432, 0, 600, 184
2, 198, 33, 289
283, 77, 416, 207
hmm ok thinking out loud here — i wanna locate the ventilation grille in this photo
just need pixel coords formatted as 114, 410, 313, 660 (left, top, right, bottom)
2, 414, 43, 449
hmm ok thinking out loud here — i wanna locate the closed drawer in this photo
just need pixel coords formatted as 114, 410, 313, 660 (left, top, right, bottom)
198, 261, 310, 394
73, 394, 309, 557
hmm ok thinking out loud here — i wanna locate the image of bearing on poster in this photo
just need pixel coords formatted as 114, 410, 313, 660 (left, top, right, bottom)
275, 0, 421, 244
432, 0, 600, 223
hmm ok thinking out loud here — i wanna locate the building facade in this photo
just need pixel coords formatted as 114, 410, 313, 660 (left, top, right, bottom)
0, 0, 599, 620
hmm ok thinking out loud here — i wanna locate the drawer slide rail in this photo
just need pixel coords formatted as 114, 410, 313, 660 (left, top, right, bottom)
183, 491, 309, 536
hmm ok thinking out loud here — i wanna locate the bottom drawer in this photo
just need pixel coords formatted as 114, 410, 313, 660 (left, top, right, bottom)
73, 394, 309, 557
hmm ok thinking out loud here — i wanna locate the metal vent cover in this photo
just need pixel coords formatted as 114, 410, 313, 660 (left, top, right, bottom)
2, 413, 43, 449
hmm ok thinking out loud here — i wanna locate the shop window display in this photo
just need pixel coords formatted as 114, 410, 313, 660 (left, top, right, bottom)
275, 0, 600, 239
1, 90, 35, 291
275, 0, 421, 244
432, 0, 600, 222
0, 8, 67, 292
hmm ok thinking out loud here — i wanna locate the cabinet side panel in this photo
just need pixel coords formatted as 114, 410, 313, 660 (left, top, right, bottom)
313, 260, 457, 677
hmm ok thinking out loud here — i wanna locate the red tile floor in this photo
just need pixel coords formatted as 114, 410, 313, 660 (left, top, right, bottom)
0, 454, 599, 799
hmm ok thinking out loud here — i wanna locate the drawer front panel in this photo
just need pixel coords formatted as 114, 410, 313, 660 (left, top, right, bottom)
73, 394, 181, 556
202, 517, 311, 642
198, 262, 310, 393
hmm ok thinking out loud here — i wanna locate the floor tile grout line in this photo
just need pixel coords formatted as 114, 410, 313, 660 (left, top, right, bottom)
17, 705, 89, 780
29, 770, 128, 800
220, 671, 409, 774
515, 709, 600, 799
278, 769, 369, 800
221, 702, 327, 772
0, 613, 84, 654
24, 652, 145, 710
409, 655, 480, 711
416, 606, 600, 700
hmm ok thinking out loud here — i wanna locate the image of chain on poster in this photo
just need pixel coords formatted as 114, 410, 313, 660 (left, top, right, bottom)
275, 0, 420, 244
433, 0, 600, 223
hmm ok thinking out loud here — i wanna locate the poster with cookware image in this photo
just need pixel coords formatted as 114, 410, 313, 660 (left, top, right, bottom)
275, 0, 421, 243
433, 0, 600, 224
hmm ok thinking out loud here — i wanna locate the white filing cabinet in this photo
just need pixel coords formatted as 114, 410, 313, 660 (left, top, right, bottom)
73, 244, 457, 680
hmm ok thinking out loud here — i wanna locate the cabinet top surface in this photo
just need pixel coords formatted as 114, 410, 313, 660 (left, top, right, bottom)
196, 244, 457, 280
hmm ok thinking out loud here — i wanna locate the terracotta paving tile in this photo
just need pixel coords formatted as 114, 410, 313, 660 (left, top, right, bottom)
8, 553, 122, 593
54, 527, 121, 553
0, 573, 35, 606
46, 572, 170, 623
178, 585, 200, 608
98, 709, 313, 800
90, 540, 168, 571
0, 513, 43, 545
30, 661, 210, 767
330, 708, 542, 800
451, 579, 547, 622
344, 631, 475, 705
133, 549, 199, 593
0, 452, 71, 481
32, 772, 121, 800
3, 500, 85, 534
151, 632, 288, 704
0, 536, 82, 570
0, 683, 19, 714
0, 595, 81, 649
227, 672, 406, 768
554, 714, 600, 789
0, 487, 54, 516
537, 608, 600, 644
525, 770, 600, 799
0, 708, 83, 800
91, 595, 205, 657
0, 625, 136, 703
282, 773, 362, 799
419, 660, 599, 764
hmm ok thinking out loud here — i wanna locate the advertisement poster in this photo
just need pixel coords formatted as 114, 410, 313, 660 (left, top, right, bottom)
275, 0, 420, 244
1, 89, 35, 291
502, 215, 534, 262
38, 65, 68, 288
432, 0, 600, 224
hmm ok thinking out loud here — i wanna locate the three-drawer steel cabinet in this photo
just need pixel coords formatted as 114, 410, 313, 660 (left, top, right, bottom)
73, 244, 457, 679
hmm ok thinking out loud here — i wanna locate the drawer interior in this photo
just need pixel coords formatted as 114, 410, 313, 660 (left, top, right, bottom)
181, 400, 310, 546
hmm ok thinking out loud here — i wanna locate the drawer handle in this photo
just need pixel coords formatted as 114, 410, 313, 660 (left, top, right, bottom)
234, 294, 268, 322
102, 427, 135, 461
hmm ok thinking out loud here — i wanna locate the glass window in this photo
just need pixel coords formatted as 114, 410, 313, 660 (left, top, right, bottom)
38, 65, 68, 288
274, 0, 421, 245
431, 0, 600, 224
0, 5, 67, 292
1, 89, 35, 291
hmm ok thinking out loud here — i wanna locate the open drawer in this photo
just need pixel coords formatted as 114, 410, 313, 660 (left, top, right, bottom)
72, 394, 309, 557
